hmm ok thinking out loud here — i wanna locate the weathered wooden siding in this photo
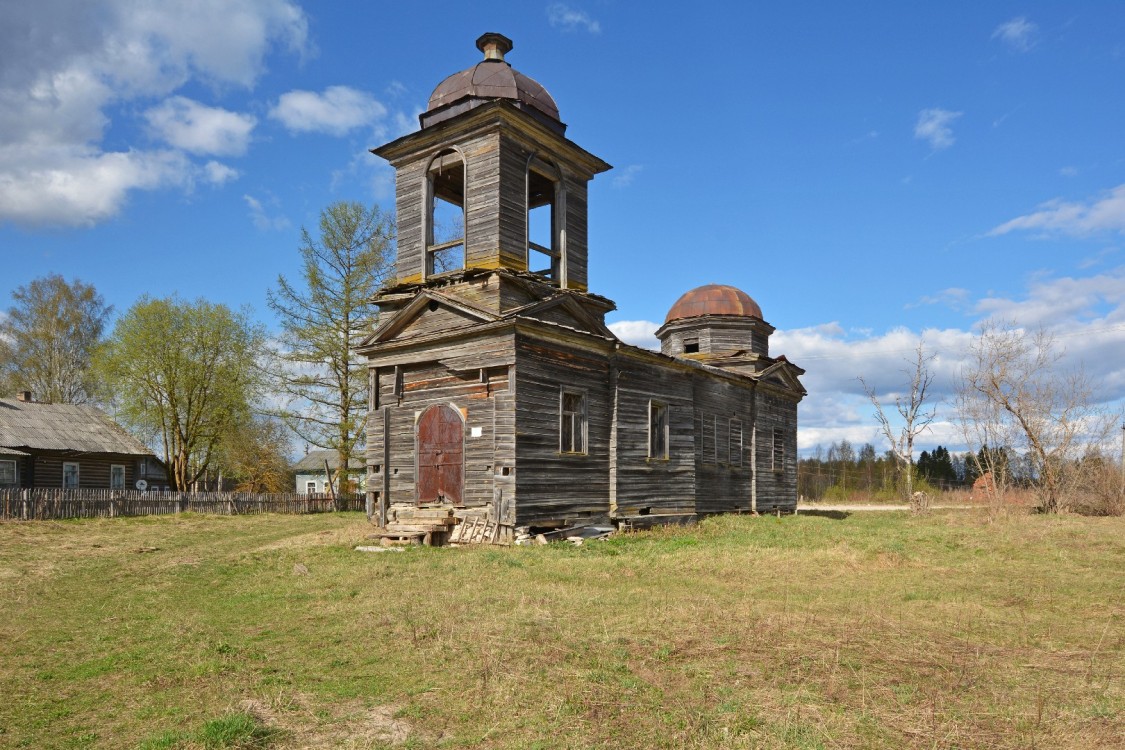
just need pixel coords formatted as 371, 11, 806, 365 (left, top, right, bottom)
610, 354, 696, 517
513, 333, 612, 525
562, 176, 589, 292
393, 159, 426, 283
753, 389, 799, 513
690, 374, 755, 515
366, 332, 517, 520
25, 453, 155, 490
462, 133, 503, 271
498, 134, 531, 271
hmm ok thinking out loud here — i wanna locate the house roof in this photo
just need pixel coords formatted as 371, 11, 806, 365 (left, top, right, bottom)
292, 449, 365, 473
0, 398, 155, 455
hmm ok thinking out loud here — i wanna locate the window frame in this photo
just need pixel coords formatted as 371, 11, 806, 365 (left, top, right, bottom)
648, 400, 669, 460
729, 418, 743, 467
62, 461, 80, 489
558, 388, 588, 455
424, 148, 467, 279
306, 481, 317, 495
110, 464, 125, 490
0, 459, 16, 486
772, 428, 785, 472
526, 155, 565, 286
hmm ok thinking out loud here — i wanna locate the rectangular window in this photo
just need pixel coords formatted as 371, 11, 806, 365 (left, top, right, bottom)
110, 464, 125, 490
729, 418, 743, 467
0, 459, 16, 485
772, 428, 785, 472
559, 390, 587, 454
306, 481, 317, 495
63, 462, 80, 489
649, 401, 669, 460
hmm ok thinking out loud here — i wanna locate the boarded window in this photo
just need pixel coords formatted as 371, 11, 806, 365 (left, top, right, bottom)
427, 149, 465, 276
649, 401, 669, 459
560, 390, 587, 453
729, 418, 743, 467
527, 158, 561, 284
0, 459, 15, 485
772, 428, 785, 471
717, 416, 729, 464
63, 462, 79, 489
110, 464, 125, 490
701, 412, 713, 464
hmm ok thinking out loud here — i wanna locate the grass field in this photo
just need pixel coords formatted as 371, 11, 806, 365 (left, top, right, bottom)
0, 509, 1121, 749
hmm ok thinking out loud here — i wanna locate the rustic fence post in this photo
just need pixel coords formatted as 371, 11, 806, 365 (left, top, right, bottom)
21, 489, 28, 521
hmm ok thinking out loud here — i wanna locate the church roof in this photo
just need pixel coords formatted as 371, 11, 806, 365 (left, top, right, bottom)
665, 284, 764, 323
425, 33, 561, 127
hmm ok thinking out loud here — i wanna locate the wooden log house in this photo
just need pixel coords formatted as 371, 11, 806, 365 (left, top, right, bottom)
358, 34, 806, 542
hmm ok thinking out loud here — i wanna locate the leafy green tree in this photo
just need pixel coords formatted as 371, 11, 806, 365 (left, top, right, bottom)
98, 296, 264, 490
267, 201, 394, 487
0, 274, 112, 403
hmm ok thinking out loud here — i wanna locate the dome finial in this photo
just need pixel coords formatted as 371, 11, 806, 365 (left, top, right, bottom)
476, 32, 513, 61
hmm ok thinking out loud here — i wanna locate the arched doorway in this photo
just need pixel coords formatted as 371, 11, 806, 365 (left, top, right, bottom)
416, 404, 464, 504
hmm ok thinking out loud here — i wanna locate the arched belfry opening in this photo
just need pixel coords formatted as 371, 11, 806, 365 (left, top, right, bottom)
425, 148, 466, 277
527, 155, 563, 284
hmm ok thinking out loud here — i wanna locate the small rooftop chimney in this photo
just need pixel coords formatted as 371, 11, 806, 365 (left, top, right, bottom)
476, 32, 513, 62
16, 391, 32, 403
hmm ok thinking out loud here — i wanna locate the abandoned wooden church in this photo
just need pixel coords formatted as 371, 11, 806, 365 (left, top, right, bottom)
359, 34, 806, 542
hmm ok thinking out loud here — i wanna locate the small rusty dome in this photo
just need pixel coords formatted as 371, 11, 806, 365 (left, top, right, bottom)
665, 284, 764, 323
426, 33, 561, 125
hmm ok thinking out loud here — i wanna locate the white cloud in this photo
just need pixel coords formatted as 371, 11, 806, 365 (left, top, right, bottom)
0, 145, 191, 227
905, 287, 970, 311
145, 96, 256, 156
547, 3, 602, 33
989, 184, 1125, 238
914, 108, 962, 150
203, 160, 239, 185
992, 16, 1038, 52
270, 86, 387, 136
1059, 166, 1079, 178
612, 164, 643, 189
0, 0, 307, 227
243, 193, 290, 231
608, 320, 660, 349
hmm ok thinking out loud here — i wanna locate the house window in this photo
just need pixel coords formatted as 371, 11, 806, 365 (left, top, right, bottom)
63, 462, 79, 489
772, 428, 785, 472
729, 418, 743, 467
110, 464, 125, 490
0, 459, 16, 486
559, 390, 587, 454
648, 401, 669, 460
139, 458, 148, 477
426, 148, 466, 277
527, 157, 562, 285
306, 481, 317, 495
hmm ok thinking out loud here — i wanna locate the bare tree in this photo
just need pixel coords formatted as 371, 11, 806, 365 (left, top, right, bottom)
860, 341, 936, 510
957, 319, 1111, 514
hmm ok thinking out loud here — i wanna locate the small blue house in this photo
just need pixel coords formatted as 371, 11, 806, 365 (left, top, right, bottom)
292, 450, 365, 495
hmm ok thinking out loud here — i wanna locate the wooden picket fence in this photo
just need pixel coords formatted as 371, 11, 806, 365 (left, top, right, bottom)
0, 488, 366, 521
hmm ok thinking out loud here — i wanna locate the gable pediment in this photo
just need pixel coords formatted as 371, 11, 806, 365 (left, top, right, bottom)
508, 294, 614, 339
364, 291, 497, 346
758, 361, 807, 396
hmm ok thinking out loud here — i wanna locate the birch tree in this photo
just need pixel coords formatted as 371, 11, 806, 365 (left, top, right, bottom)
957, 320, 1110, 514
267, 202, 394, 487
0, 275, 112, 403
860, 341, 936, 510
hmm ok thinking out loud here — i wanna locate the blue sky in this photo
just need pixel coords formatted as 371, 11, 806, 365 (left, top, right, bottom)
2, 1, 1124, 455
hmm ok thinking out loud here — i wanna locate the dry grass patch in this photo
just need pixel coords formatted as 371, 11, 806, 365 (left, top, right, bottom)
0, 510, 1121, 749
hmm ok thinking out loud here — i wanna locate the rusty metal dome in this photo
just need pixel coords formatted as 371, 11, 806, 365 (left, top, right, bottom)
425, 33, 561, 126
665, 284, 764, 323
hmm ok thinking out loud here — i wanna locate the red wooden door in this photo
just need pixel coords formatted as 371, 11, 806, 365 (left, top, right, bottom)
416, 404, 464, 504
